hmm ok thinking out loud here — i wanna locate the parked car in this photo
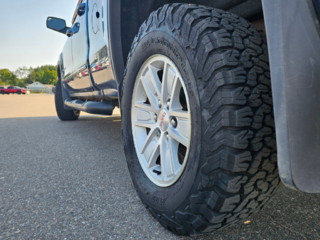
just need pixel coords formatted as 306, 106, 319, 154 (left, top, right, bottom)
0, 87, 6, 94
90, 63, 101, 72
46, 0, 320, 236
5, 86, 27, 95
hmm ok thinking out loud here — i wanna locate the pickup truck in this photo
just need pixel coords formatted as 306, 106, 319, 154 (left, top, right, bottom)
47, 0, 320, 236
1, 86, 27, 95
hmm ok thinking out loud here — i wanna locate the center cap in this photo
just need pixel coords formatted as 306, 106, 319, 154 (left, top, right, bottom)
158, 109, 169, 131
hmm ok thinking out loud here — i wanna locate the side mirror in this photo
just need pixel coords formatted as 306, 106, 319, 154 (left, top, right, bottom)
77, 3, 86, 17
46, 17, 70, 34
66, 29, 74, 37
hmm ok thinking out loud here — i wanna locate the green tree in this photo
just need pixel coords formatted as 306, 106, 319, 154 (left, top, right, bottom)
24, 78, 33, 85
13, 65, 58, 86
41, 69, 57, 84
18, 81, 25, 87
0, 69, 18, 86
35, 69, 44, 82
25, 70, 36, 84
52, 79, 57, 86
24, 65, 57, 84
15, 66, 31, 79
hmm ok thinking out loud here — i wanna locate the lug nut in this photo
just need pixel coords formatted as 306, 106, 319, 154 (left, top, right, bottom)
166, 133, 169, 140
154, 113, 157, 121
158, 100, 161, 108
166, 100, 170, 109
171, 117, 177, 128
156, 130, 160, 137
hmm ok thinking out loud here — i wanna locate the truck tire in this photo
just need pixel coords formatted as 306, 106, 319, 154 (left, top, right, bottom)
55, 78, 80, 121
121, 4, 279, 236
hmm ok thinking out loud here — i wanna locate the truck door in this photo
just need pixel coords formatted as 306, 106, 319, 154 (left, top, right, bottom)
60, 37, 77, 91
7, 87, 14, 93
71, 0, 93, 92
88, 0, 118, 99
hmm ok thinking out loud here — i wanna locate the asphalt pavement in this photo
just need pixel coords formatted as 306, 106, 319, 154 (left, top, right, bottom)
0, 94, 320, 239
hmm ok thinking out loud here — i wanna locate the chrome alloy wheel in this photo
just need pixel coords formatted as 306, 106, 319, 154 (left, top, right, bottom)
131, 55, 191, 187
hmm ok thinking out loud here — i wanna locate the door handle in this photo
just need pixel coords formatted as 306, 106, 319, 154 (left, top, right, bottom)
77, 3, 86, 17
66, 29, 74, 37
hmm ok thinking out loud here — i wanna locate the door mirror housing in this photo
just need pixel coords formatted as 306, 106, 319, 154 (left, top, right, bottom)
46, 17, 70, 34
77, 3, 86, 17
66, 29, 74, 37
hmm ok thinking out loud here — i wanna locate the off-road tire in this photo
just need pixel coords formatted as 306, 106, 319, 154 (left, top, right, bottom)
121, 4, 279, 236
55, 78, 80, 121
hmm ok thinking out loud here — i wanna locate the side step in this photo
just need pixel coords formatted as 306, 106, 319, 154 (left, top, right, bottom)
64, 99, 113, 115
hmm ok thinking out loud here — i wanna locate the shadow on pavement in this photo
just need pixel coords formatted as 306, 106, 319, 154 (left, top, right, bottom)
0, 116, 319, 239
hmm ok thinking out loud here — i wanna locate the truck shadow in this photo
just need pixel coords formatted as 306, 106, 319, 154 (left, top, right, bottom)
0, 116, 319, 239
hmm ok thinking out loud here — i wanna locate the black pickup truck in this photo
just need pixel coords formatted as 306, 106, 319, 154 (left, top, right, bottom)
47, 0, 320, 236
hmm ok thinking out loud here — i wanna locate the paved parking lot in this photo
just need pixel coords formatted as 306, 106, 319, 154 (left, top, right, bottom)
1, 94, 320, 239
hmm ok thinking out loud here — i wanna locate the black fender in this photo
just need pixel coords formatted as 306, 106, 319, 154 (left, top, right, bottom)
108, 0, 124, 101
262, 0, 320, 193
57, 54, 74, 110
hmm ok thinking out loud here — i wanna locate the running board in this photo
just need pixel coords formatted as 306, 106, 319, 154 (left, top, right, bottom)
64, 99, 113, 115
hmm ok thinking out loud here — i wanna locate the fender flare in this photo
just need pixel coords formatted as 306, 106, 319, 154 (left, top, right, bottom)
57, 55, 74, 110
262, 0, 320, 193
108, 0, 124, 100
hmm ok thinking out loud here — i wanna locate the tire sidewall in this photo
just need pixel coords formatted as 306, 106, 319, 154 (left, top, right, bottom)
55, 78, 80, 121
122, 30, 202, 213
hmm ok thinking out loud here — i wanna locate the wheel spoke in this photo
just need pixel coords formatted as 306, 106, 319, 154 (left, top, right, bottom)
168, 127, 189, 147
148, 66, 162, 98
134, 120, 155, 128
135, 102, 155, 113
141, 128, 159, 155
161, 63, 177, 106
134, 103, 156, 128
175, 117, 190, 140
169, 109, 189, 119
160, 134, 174, 180
147, 143, 160, 169
141, 76, 159, 110
167, 136, 181, 174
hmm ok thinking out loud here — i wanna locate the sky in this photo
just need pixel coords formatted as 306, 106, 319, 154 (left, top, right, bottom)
0, 0, 79, 72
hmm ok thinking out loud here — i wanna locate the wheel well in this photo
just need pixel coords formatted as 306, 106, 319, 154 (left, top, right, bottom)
120, 0, 265, 65
57, 63, 61, 79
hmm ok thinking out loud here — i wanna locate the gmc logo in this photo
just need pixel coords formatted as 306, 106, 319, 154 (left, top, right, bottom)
159, 112, 166, 128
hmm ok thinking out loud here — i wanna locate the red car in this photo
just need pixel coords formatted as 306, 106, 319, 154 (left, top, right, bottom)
5, 86, 27, 95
